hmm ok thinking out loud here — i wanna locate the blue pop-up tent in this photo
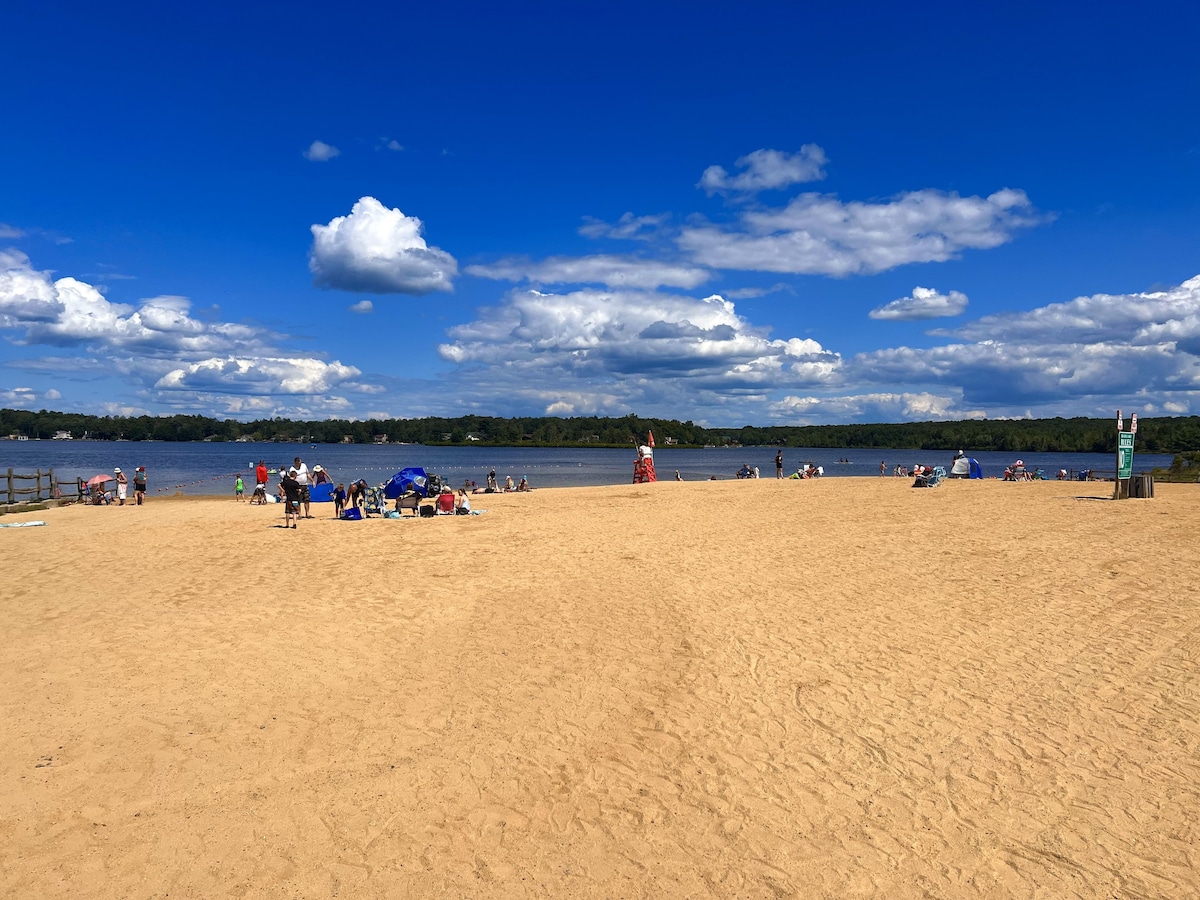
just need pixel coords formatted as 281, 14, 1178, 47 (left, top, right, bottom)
383, 467, 429, 498
969, 458, 983, 479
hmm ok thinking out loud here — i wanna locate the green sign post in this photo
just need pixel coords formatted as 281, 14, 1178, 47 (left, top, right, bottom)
1117, 431, 1134, 479
1113, 409, 1136, 499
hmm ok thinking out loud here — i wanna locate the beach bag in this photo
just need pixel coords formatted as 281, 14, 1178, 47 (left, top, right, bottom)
343, 507, 363, 520
419, 505, 436, 518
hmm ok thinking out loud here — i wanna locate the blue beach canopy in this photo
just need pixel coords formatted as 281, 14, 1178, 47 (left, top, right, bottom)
969, 458, 983, 479
383, 467, 428, 498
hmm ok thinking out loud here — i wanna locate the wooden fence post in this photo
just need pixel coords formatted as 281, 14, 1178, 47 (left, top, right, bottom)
5, 468, 11, 505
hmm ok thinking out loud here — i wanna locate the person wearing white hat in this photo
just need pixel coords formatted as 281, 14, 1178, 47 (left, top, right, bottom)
950, 450, 971, 478
114, 467, 128, 505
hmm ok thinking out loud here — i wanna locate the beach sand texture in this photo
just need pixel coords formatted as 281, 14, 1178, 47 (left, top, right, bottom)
2, 478, 1199, 898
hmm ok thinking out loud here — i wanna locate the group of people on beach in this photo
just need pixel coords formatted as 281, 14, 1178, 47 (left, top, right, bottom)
244, 456, 326, 527
480, 468, 528, 492
243, 458, 529, 528
90, 466, 146, 505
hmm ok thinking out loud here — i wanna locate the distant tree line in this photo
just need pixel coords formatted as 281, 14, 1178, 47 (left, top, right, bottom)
3, 408, 1199, 454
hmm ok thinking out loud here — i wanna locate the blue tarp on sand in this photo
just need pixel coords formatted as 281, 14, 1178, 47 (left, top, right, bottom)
383, 467, 429, 499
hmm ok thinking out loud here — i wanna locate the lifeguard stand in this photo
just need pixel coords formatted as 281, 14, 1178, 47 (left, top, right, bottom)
633, 444, 657, 483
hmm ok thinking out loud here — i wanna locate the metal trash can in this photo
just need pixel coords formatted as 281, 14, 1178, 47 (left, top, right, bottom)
1130, 474, 1154, 498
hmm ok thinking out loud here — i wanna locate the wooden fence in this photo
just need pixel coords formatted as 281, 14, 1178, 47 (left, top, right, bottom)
2, 467, 61, 505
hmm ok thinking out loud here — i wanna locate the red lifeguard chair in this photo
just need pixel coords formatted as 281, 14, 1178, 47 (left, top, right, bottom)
633, 431, 657, 483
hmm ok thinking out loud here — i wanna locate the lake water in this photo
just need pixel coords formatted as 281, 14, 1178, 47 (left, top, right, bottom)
0, 440, 1176, 498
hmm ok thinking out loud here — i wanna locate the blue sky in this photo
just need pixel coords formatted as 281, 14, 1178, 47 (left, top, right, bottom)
2, 1, 1199, 425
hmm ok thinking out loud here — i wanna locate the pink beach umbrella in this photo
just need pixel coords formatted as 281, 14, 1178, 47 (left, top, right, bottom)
86, 474, 113, 487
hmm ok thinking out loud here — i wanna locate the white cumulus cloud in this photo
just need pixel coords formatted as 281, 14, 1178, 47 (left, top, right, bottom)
155, 357, 362, 395
679, 188, 1044, 276
465, 254, 711, 290
578, 212, 669, 241
303, 140, 340, 162
0, 386, 37, 406
0, 251, 65, 324
0, 251, 388, 415
436, 287, 842, 419
309, 197, 457, 295
841, 275, 1200, 413
942, 275, 1200, 347
771, 391, 966, 423
349, 300, 374, 314
870, 286, 969, 320
698, 146, 829, 195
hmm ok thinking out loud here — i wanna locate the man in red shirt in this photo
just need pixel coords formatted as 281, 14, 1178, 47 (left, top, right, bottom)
255, 460, 269, 491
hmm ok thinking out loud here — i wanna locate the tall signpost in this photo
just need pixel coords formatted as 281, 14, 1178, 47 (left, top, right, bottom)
1114, 410, 1136, 500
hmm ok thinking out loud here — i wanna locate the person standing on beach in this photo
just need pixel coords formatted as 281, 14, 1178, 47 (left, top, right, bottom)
292, 456, 311, 518
255, 460, 268, 491
487, 468, 498, 491
133, 467, 146, 504
775, 450, 784, 479
234, 475, 245, 501
114, 467, 128, 505
880, 460, 886, 476
281, 468, 301, 528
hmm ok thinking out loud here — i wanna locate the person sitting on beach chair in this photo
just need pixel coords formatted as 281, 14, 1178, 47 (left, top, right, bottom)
912, 465, 946, 488
436, 490, 455, 514
394, 490, 422, 516
1007, 459, 1030, 481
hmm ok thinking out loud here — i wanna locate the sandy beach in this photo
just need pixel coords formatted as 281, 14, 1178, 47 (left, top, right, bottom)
2, 478, 1198, 898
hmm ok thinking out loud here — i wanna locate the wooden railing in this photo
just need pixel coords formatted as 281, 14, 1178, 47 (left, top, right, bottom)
2, 467, 61, 505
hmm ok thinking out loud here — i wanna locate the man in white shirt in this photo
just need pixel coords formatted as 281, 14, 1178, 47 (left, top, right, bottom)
292, 456, 312, 518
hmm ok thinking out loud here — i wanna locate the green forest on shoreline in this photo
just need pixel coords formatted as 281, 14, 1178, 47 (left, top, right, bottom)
4, 408, 1200, 454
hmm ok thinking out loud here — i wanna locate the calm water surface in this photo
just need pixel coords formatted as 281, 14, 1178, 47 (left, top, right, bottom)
0, 441, 1174, 497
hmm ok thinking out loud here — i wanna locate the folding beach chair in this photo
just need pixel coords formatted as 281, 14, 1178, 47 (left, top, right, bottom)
912, 465, 946, 488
